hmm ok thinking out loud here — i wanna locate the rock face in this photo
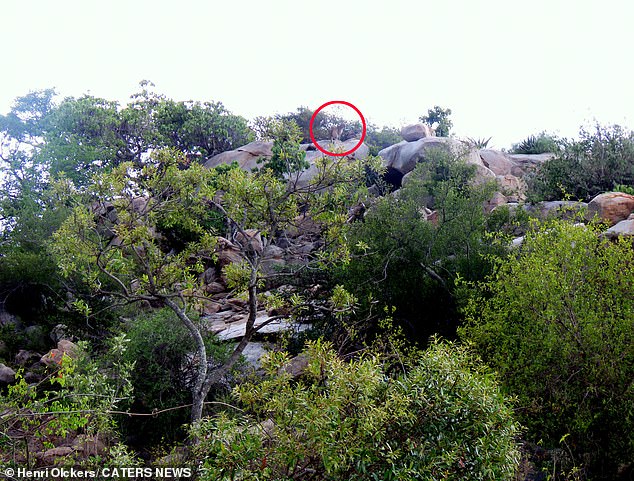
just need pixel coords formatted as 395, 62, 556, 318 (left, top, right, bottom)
401, 123, 435, 142
204, 141, 273, 171
379, 137, 498, 188
587, 192, 634, 226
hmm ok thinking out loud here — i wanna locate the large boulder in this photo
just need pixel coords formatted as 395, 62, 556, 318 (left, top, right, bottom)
533, 201, 588, 220
586, 192, 634, 226
41, 340, 80, 368
204, 141, 273, 171
401, 123, 435, 142
379, 137, 459, 175
506, 152, 555, 177
379, 137, 497, 186
478, 149, 514, 176
496, 174, 527, 202
204, 139, 368, 189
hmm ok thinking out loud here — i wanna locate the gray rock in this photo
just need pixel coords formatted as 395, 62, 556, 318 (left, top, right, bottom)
401, 123, 435, 142
507, 152, 554, 177
479, 149, 514, 176
15, 349, 41, 367
204, 141, 273, 171
0, 310, 20, 330
215, 312, 310, 341
537, 201, 587, 220
603, 219, 634, 239
50, 323, 74, 343
379, 137, 497, 187
0, 363, 16, 384
240, 342, 269, 369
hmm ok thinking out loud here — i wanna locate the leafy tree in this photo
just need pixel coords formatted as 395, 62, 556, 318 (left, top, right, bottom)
192, 339, 520, 480
365, 124, 401, 156
460, 220, 634, 478
258, 119, 309, 178
50, 124, 379, 423
419, 105, 453, 137
527, 123, 634, 201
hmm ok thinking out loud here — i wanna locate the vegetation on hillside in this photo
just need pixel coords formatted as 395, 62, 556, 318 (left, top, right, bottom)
1, 86, 633, 480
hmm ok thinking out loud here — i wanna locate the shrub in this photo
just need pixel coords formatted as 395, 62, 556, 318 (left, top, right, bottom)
511, 132, 560, 154
339, 149, 501, 342
192, 339, 521, 480
365, 124, 402, 156
460, 220, 634, 478
527, 124, 634, 201
120, 308, 230, 444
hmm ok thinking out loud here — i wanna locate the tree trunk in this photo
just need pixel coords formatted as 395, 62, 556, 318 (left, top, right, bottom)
162, 297, 208, 423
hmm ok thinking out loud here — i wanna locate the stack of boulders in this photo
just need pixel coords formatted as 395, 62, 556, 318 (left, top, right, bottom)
379, 123, 554, 209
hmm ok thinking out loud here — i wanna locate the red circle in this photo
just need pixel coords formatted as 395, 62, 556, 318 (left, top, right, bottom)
309, 101, 367, 157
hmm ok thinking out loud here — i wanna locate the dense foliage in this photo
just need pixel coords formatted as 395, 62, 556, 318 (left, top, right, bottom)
3, 86, 634, 479
419, 105, 453, 137
510, 132, 560, 154
527, 124, 634, 200
340, 148, 501, 342
461, 220, 634, 478
193, 339, 520, 481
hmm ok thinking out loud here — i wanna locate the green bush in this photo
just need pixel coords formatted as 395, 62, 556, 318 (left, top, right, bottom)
510, 132, 560, 154
366, 124, 402, 156
339, 149, 501, 342
460, 220, 634, 478
192, 339, 521, 480
120, 308, 230, 444
527, 124, 634, 201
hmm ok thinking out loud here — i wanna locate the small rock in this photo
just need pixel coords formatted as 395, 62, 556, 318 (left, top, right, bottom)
36, 446, 74, 464
205, 282, 226, 294
0, 363, 16, 384
15, 349, 42, 367
58, 339, 79, 357
202, 300, 222, 316
0, 309, 20, 329
50, 323, 74, 343
280, 354, 310, 379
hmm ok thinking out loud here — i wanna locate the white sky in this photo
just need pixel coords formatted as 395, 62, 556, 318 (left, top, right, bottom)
1, 0, 633, 149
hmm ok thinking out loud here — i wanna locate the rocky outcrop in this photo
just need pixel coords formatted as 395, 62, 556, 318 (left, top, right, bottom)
533, 201, 588, 219
586, 192, 634, 226
204, 139, 369, 188
401, 123, 435, 142
506, 152, 555, 177
204, 141, 273, 171
379, 137, 498, 189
